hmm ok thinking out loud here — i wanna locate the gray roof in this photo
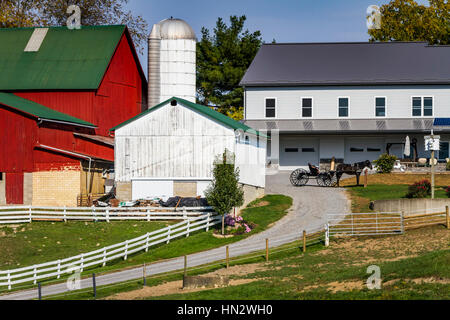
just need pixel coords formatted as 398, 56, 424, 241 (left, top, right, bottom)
240, 42, 450, 87
243, 119, 450, 134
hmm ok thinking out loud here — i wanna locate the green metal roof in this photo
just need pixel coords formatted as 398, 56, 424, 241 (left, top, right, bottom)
110, 97, 267, 138
0, 25, 126, 90
0, 92, 96, 127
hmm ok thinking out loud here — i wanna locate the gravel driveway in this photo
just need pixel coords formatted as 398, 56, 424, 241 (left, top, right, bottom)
0, 172, 351, 300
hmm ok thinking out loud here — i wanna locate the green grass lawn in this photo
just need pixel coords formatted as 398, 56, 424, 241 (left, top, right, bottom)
47, 225, 449, 300
347, 184, 448, 212
0, 195, 292, 293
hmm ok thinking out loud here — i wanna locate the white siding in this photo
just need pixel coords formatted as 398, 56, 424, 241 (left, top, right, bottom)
246, 85, 450, 120
115, 101, 266, 188
115, 102, 235, 182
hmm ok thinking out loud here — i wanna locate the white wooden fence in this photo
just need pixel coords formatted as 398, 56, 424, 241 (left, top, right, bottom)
0, 213, 221, 290
0, 206, 213, 224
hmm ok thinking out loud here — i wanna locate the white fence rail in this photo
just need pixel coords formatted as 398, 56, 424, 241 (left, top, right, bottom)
327, 212, 404, 237
0, 206, 213, 224
0, 213, 221, 290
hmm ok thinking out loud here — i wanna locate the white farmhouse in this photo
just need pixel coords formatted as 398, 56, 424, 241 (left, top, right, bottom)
111, 97, 267, 205
241, 42, 450, 170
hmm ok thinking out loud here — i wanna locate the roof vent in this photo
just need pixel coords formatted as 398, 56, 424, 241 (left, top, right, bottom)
24, 28, 49, 52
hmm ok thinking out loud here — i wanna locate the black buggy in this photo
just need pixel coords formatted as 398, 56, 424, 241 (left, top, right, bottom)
289, 163, 339, 187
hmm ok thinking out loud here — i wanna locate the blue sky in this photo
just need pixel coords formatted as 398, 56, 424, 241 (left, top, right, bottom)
127, 0, 430, 71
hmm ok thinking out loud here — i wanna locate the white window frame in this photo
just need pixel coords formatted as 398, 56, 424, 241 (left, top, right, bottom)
337, 96, 350, 118
411, 96, 434, 118
300, 97, 314, 118
374, 96, 387, 118
264, 97, 277, 119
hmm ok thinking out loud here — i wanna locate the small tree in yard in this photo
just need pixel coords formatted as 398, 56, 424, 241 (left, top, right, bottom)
373, 153, 397, 173
205, 149, 244, 235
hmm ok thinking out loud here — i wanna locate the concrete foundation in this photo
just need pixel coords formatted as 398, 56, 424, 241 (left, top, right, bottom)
32, 169, 81, 207
23, 172, 33, 205
0, 173, 5, 205
116, 181, 132, 202
373, 198, 450, 216
237, 183, 265, 214
174, 181, 197, 197
183, 275, 230, 289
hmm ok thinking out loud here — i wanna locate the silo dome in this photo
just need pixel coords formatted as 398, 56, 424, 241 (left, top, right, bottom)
148, 18, 197, 107
154, 18, 197, 40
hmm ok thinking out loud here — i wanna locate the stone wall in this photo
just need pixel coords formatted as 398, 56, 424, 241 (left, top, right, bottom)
373, 198, 450, 216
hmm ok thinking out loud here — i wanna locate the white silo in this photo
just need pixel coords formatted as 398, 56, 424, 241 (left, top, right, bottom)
148, 18, 197, 107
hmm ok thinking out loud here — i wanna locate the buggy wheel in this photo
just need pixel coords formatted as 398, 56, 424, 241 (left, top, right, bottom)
290, 169, 309, 186
316, 173, 332, 187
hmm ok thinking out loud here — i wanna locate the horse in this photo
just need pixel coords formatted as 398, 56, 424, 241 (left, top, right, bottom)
335, 160, 373, 186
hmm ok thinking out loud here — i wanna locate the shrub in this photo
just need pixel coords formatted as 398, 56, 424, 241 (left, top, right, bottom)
446, 186, 450, 198
446, 162, 450, 171
406, 179, 431, 198
373, 153, 397, 173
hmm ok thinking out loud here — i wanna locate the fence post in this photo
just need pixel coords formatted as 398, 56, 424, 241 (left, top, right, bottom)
106, 209, 110, 223
186, 219, 190, 238
29, 206, 32, 223
38, 282, 42, 300
183, 207, 187, 219
167, 226, 171, 244
145, 233, 150, 252
376, 212, 379, 234
147, 209, 150, 222
63, 206, 67, 223
401, 211, 405, 234
446, 206, 449, 230
265, 239, 269, 262
33, 266, 37, 285
325, 224, 330, 247
124, 240, 129, 260
206, 213, 210, 232
7, 272, 11, 290
92, 273, 96, 299
302, 230, 306, 253
57, 260, 61, 279
226, 246, 229, 269
102, 248, 107, 267
80, 254, 84, 272
143, 263, 147, 286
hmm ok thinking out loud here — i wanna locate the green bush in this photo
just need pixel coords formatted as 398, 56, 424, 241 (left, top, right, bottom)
446, 162, 450, 171
373, 153, 397, 173
406, 180, 431, 198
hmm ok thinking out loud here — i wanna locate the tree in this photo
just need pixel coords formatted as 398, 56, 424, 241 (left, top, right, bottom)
197, 15, 263, 119
0, 0, 148, 53
204, 149, 244, 235
368, 0, 449, 45
0, 1, 39, 28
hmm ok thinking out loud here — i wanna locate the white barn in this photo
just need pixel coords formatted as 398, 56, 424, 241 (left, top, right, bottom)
111, 97, 267, 206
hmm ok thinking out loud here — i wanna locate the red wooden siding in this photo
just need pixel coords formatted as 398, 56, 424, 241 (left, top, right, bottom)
6, 172, 24, 204
1, 31, 144, 182
15, 33, 146, 137
0, 106, 36, 173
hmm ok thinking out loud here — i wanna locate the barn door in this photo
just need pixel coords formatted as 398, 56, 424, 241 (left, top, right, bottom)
6, 173, 24, 205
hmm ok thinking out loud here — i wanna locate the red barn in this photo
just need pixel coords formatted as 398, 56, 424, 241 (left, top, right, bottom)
0, 25, 147, 206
